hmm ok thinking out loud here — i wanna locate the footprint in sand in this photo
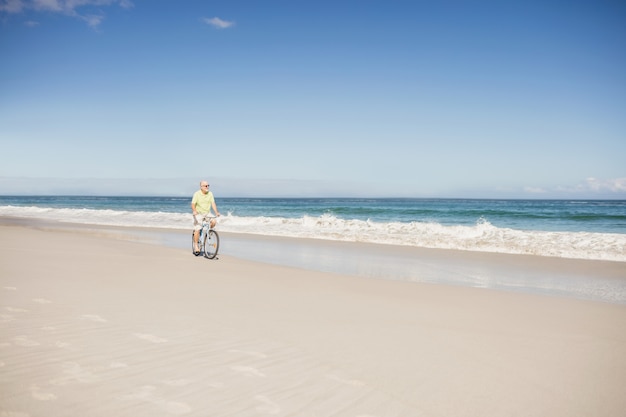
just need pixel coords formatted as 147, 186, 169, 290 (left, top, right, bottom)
326, 374, 366, 387
49, 362, 97, 386
29, 385, 57, 401
134, 333, 168, 343
80, 314, 107, 323
0, 411, 31, 417
162, 401, 192, 415
254, 395, 281, 415
126, 385, 192, 415
228, 349, 268, 359
5, 307, 28, 313
12, 336, 39, 347
109, 361, 128, 369
160, 379, 193, 387
0, 314, 14, 323
230, 366, 266, 378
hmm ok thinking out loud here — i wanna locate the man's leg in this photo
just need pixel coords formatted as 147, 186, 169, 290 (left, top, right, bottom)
193, 230, 200, 251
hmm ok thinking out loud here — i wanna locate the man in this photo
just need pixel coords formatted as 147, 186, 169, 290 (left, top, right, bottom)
191, 180, 220, 254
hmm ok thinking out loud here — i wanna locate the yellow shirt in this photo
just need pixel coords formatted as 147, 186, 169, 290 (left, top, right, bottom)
192, 190, 215, 214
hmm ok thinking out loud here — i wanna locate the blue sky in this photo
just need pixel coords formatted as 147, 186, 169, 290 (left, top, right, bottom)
1, 0, 625, 198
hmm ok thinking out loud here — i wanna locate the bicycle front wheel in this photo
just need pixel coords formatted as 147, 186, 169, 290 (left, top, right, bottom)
203, 230, 220, 259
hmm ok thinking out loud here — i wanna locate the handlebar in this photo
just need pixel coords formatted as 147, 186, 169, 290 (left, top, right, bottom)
196, 214, 219, 225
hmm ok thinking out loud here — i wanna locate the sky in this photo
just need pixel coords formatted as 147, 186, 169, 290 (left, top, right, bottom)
1, 0, 625, 198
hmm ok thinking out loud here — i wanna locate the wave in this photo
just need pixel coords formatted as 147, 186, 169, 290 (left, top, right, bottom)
1, 205, 625, 262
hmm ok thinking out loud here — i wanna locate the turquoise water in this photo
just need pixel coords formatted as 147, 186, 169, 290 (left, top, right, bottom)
1, 196, 624, 232
1, 196, 625, 261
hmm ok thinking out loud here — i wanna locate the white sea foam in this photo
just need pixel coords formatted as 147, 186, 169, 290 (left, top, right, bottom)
1, 205, 625, 262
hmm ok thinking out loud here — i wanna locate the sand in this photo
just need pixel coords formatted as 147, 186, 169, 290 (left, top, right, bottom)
1, 222, 625, 416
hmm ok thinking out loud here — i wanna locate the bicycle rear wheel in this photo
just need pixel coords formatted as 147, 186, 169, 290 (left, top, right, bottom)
203, 230, 219, 259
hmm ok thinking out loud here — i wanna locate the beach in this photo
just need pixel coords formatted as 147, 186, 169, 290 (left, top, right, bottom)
1, 221, 625, 416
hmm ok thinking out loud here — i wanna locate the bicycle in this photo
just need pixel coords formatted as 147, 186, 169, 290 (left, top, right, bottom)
192, 215, 220, 259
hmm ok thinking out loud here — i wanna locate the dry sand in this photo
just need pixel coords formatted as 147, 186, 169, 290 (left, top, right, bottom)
1, 222, 625, 416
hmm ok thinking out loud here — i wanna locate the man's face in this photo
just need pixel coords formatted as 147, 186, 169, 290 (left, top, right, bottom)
201, 183, 209, 194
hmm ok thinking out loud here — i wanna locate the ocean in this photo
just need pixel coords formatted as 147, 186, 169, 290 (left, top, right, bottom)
1, 196, 625, 262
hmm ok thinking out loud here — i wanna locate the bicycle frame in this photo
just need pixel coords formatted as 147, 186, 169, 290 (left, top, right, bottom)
194, 215, 220, 259
198, 217, 214, 239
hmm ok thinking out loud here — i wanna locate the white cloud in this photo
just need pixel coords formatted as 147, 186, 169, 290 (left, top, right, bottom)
202, 16, 234, 29
546, 177, 626, 197
584, 177, 626, 192
523, 186, 547, 194
32, 0, 63, 12
2, 0, 133, 28
0, 0, 25, 13
519, 177, 626, 198
82, 13, 104, 28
